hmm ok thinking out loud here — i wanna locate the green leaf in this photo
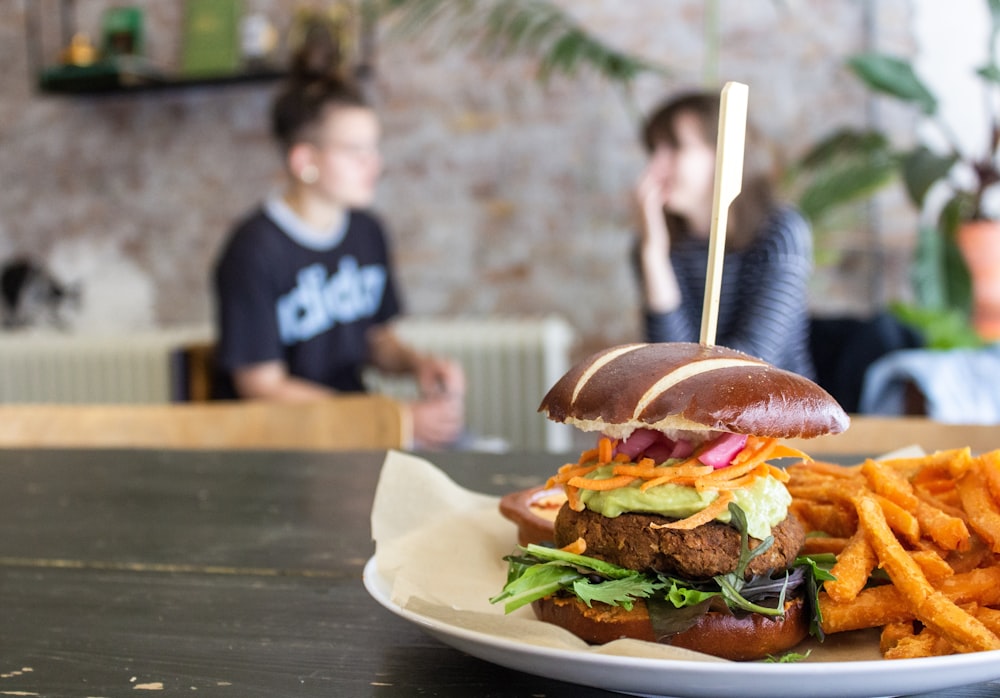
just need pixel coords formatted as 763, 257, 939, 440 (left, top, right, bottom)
797, 158, 897, 222
730, 503, 775, 580
794, 553, 837, 583
795, 553, 836, 641
796, 128, 890, 171
572, 574, 665, 610
847, 53, 937, 114
715, 573, 786, 617
976, 64, 1000, 85
899, 146, 959, 208
990, 0, 1000, 25
705, 504, 786, 617
909, 193, 975, 315
370, 0, 666, 85
912, 221, 947, 309
988, 0, 1000, 68
890, 303, 982, 350
520, 543, 636, 579
664, 579, 720, 608
765, 649, 812, 663
489, 563, 583, 613
490, 543, 665, 613
788, 128, 896, 222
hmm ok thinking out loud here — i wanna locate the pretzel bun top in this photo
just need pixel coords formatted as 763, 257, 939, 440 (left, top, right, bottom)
539, 342, 849, 440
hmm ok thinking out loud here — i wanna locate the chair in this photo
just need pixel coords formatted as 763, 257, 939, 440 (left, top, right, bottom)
0, 395, 410, 451
175, 341, 216, 402
783, 415, 1000, 458
809, 312, 923, 413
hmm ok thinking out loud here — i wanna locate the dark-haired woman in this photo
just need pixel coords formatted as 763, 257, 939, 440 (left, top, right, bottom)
212, 75, 465, 449
634, 91, 816, 378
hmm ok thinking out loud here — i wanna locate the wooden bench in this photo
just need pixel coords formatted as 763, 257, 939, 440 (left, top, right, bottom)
0, 395, 410, 451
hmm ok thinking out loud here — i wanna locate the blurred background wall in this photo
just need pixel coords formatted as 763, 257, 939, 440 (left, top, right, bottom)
0, 0, 956, 356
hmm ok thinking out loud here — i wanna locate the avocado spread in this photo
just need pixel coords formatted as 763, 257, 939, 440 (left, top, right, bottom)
577, 463, 790, 540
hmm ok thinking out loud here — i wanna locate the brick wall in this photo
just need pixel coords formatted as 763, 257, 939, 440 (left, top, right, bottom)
1, 0, 915, 356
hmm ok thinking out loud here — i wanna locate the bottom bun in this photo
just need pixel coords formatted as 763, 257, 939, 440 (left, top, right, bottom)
532, 594, 809, 661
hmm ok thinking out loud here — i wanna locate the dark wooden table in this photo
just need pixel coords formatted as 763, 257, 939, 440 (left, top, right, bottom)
1, 448, 999, 698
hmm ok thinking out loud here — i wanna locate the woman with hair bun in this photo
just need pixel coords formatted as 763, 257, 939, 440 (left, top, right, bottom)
634, 90, 816, 379
212, 44, 466, 449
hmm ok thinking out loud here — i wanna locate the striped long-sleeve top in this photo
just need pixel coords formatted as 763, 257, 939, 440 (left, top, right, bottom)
642, 206, 816, 379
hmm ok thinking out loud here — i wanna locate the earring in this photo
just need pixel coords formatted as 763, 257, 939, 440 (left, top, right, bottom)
299, 164, 319, 184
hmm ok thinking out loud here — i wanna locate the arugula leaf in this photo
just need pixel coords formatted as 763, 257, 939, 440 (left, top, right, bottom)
706, 503, 787, 617
519, 543, 637, 579
489, 563, 582, 613
664, 578, 721, 607
764, 649, 812, 663
491, 508, 837, 641
729, 503, 776, 578
573, 574, 665, 610
740, 566, 805, 602
716, 573, 787, 617
648, 594, 716, 640
795, 554, 836, 582
794, 553, 837, 640
490, 544, 664, 613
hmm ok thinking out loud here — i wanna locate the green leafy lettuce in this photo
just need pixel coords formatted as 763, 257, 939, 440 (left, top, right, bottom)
490, 503, 838, 644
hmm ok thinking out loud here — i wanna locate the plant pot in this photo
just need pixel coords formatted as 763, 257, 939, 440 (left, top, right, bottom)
957, 220, 1000, 341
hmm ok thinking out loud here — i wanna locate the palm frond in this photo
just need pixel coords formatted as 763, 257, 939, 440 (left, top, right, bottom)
367, 0, 666, 85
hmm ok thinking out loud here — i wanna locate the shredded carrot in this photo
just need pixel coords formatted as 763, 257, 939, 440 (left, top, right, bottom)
650, 490, 736, 530
639, 463, 715, 491
546, 462, 601, 488
597, 436, 615, 464
639, 477, 701, 491
766, 442, 814, 462
611, 465, 652, 478
698, 457, 769, 483
558, 462, 602, 479
670, 453, 710, 471
565, 484, 583, 511
546, 433, 798, 518
568, 474, 637, 491
767, 463, 791, 483
700, 464, 771, 491
612, 458, 658, 478
729, 436, 772, 466
560, 537, 587, 554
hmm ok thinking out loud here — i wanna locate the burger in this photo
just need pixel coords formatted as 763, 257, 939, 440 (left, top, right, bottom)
491, 342, 849, 661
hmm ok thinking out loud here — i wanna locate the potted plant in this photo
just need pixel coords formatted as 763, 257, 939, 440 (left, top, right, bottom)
792, 0, 1000, 347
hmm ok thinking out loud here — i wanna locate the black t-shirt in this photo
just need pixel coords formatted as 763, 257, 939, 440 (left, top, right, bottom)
213, 206, 401, 396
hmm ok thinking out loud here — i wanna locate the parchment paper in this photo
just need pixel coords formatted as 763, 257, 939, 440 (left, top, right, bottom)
369, 450, 889, 663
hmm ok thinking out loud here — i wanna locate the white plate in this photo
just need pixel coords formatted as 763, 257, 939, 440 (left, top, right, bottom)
364, 556, 1000, 698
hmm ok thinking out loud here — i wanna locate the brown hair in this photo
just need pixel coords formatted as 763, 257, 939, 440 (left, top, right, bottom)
270, 20, 367, 153
641, 91, 775, 250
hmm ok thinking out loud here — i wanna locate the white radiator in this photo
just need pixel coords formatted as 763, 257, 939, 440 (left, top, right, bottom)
366, 315, 578, 452
0, 317, 579, 452
0, 328, 208, 404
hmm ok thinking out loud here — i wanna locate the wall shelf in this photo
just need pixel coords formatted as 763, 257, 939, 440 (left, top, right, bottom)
37, 64, 286, 96
26, 0, 286, 97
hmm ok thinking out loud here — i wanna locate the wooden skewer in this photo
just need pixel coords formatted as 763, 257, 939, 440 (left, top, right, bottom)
700, 81, 749, 346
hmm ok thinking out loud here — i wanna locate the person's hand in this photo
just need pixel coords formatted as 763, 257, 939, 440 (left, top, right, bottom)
415, 355, 466, 400
635, 160, 682, 313
635, 161, 670, 256
410, 355, 465, 449
410, 392, 465, 450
